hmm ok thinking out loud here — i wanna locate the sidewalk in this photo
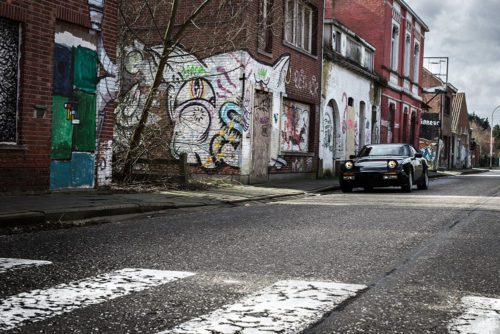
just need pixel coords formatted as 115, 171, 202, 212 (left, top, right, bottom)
0, 168, 489, 230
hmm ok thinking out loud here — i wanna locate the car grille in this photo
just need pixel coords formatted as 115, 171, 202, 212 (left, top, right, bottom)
357, 173, 383, 182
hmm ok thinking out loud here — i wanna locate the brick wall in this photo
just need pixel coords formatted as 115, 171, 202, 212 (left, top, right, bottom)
0, 0, 118, 192
330, 0, 426, 147
116, 0, 324, 180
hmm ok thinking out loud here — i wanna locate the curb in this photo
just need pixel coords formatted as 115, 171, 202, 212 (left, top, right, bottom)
0, 211, 46, 227
0, 169, 488, 230
0, 189, 326, 230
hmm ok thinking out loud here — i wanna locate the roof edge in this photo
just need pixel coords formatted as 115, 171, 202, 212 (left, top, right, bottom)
397, 0, 430, 32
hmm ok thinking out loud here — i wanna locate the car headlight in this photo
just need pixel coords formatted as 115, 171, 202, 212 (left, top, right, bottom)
345, 161, 354, 170
387, 160, 398, 169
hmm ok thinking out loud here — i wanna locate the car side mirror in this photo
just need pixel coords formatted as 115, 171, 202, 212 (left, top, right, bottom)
349, 155, 356, 159
414, 153, 423, 158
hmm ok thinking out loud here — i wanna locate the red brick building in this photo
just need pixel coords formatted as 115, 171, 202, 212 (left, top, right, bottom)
421, 68, 458, 169
0, 0, 118, 191
326, 0, 428, 148
116, 0, 324, 183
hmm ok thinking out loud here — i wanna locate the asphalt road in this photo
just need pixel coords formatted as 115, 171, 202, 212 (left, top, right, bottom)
0, 171, 499, 333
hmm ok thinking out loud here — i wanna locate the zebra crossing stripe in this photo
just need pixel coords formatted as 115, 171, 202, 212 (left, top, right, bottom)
159, 280, 367, 334
0, 258, 52, 274
0, 268, 195, 331
448, 296, 500, 334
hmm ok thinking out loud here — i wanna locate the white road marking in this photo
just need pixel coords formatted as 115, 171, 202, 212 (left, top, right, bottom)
0, 258, 52, 274
273, 194, 500, 211
448, 296, 500, 334
159, 280, 367, 334
0, 268, 195, 331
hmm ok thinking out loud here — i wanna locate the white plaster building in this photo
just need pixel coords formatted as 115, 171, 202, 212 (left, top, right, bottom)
319, 19, 382, 177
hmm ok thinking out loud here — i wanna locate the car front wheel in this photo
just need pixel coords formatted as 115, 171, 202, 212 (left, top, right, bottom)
401, 171, 412, 192
417, 168, 429, 190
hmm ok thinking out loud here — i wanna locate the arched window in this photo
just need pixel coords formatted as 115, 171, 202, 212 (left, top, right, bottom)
413, 42, 420, 82
404, 34, 411, 76
390, 24, 400, 71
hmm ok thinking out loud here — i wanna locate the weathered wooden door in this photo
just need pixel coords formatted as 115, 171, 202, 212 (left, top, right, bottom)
50, 24, 97, 189
250, 91, 272, 182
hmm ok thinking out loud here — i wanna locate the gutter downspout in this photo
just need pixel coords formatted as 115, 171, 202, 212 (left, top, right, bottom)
318, 0, 326, 178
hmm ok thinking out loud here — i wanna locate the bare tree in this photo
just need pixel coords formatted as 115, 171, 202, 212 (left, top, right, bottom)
114, 0, 282, 181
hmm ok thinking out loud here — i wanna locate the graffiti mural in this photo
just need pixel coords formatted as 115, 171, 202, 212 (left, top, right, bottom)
322, 112, 334, 153
116, 45, 290, 172
292, 68, 319, 97
365, 120, 371, 147
0, 17, 20, 143
281, 100, 309, 152
345, 105, 356, 159
89, 0, 117, 186
269, 156, 287, 170
291, 157, 313, 173
354, 107, 360, 154
319, 101, 339, 177
419, 113, 440, 169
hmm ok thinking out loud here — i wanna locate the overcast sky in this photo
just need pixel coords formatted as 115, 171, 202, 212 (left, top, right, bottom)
405, 0, 500, 126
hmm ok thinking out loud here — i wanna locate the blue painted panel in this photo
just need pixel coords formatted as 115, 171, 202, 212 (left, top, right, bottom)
53, 43, 73, 96
50, 160, 72, 189
70, 152, 95, 188
50, 153, 95, 189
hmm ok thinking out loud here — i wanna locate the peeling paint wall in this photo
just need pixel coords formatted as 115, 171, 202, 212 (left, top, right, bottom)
320, 61, 380, 175
50, 25, 98, 189
49, 0, 116, 189
281, 100, 310, 152
115, 45, 290, 177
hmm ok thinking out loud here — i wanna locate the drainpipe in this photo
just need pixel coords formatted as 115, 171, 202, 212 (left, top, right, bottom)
318, 0, 326, 178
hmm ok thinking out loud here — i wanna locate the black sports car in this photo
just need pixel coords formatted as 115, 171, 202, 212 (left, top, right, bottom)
339, 143, 429, 193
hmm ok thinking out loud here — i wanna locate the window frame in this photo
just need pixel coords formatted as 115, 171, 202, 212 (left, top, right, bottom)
412, 41, 420, 83
403, 32, 411, 77
331, 29, 341, 53
364, 48, 374, 71
346, 37, 362, 64
390, 23, 400, 71
258, 0, 274, 54
284, 0, 313, 54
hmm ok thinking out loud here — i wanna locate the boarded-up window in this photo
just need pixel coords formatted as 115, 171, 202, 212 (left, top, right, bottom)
281, 99, 309, 152
346, 38, 361, 64
0, 17, 20, 143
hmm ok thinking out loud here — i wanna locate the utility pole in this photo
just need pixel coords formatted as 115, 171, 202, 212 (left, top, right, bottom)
491, 106, 500, 169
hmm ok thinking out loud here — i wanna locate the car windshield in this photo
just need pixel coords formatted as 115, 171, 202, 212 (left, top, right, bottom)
358, 144, 409, 157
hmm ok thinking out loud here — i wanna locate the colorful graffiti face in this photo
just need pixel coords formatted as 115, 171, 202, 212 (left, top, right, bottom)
170, 79, 214, 164
117, 45, 290, 172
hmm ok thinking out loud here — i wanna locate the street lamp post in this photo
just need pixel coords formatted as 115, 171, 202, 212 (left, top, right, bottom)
490, 106, 500, 169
